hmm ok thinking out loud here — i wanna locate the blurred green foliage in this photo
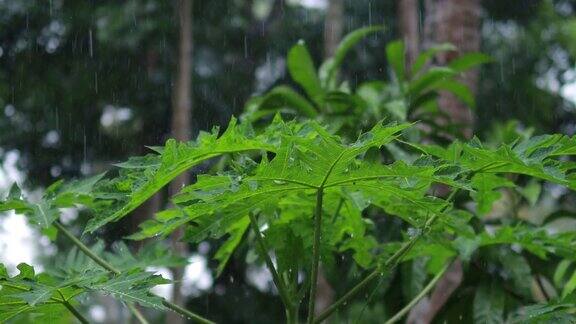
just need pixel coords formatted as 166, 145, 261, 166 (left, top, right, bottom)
1, 0, 576, 323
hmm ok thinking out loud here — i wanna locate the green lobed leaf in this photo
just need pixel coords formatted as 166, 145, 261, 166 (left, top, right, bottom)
471, 173, 515, 216
213, 217, 250, 276
0, 263, 85, 322
0, 173, 104, 228
478, 225, 576, 259
85, 117, 275, 233
508, 301, 576, 323
131, 120, 450, 272
407, 134, 576, 189
88, 271, 169, 310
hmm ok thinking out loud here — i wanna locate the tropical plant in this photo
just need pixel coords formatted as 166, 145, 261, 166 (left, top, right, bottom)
1, 27, 576, 324
2, 114, 576, 322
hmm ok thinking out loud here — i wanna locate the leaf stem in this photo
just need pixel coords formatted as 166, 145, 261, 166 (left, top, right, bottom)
53, 221, 215, 324
314, 270, 379, 324
127, 303, 149, 324
161, 300, 215, 324
285, 304, 300, 324
55, 289, 89, 324
54, 221, 121, 275
313, 233, 420, 324
1, 278, 90, 323
307, 188, 324, 324
62, 300, 90, 324
313, 187, 460, 323
247, 212, 294, 312
331, 198, 344, 223
383, 260, 452, 324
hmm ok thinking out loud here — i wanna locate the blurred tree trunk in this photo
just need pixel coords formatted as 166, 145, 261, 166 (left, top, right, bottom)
166, 1, 193, 323
407, 260, 464, 324
424, 0, 481, 139
407, 1, 481, 323
324, 0, 344, 58
398, 0, 420, 69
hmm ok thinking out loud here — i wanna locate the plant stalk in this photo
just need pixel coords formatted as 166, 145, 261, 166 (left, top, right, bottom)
307, 188, 324, 324
313, 233, 420, 324
313, 186, 460, 323
62, 300, 90, 324
54, 221, 121, 275
161, 300, 215, 324
384, 260, 452, 324
127, 303, 149, 324
248, 212, 294, 312
54, 289, 89, 324
286, 304, 300, 324
53, 221, 215, 324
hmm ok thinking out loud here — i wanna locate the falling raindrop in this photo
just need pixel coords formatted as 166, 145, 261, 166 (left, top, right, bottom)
244, 35, 248, 58
88, 29, 93, 58
94, 71, 98, 93
83, 132, 87, 166
368, 1, 372, 26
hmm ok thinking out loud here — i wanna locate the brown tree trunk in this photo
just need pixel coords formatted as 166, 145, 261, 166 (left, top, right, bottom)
166, 1, 193, 323
407, 1, 481, 322
407, 260, 464, 324
323, 0, 344, 58
398, 0, 420, 70
425, 0, 481, 139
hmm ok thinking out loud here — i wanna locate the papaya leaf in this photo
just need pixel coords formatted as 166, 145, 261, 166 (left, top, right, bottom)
213, 217, 250, 276
0, 173, 104, 228
471, 173, 515, 216
85, 117, 275, 233
87, 271, 169, 310
129, 120, 469, 274
407, 134, 576, 189
0, 263, 86, 322
508, 301, 576, 323
478, 225, 576, 259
